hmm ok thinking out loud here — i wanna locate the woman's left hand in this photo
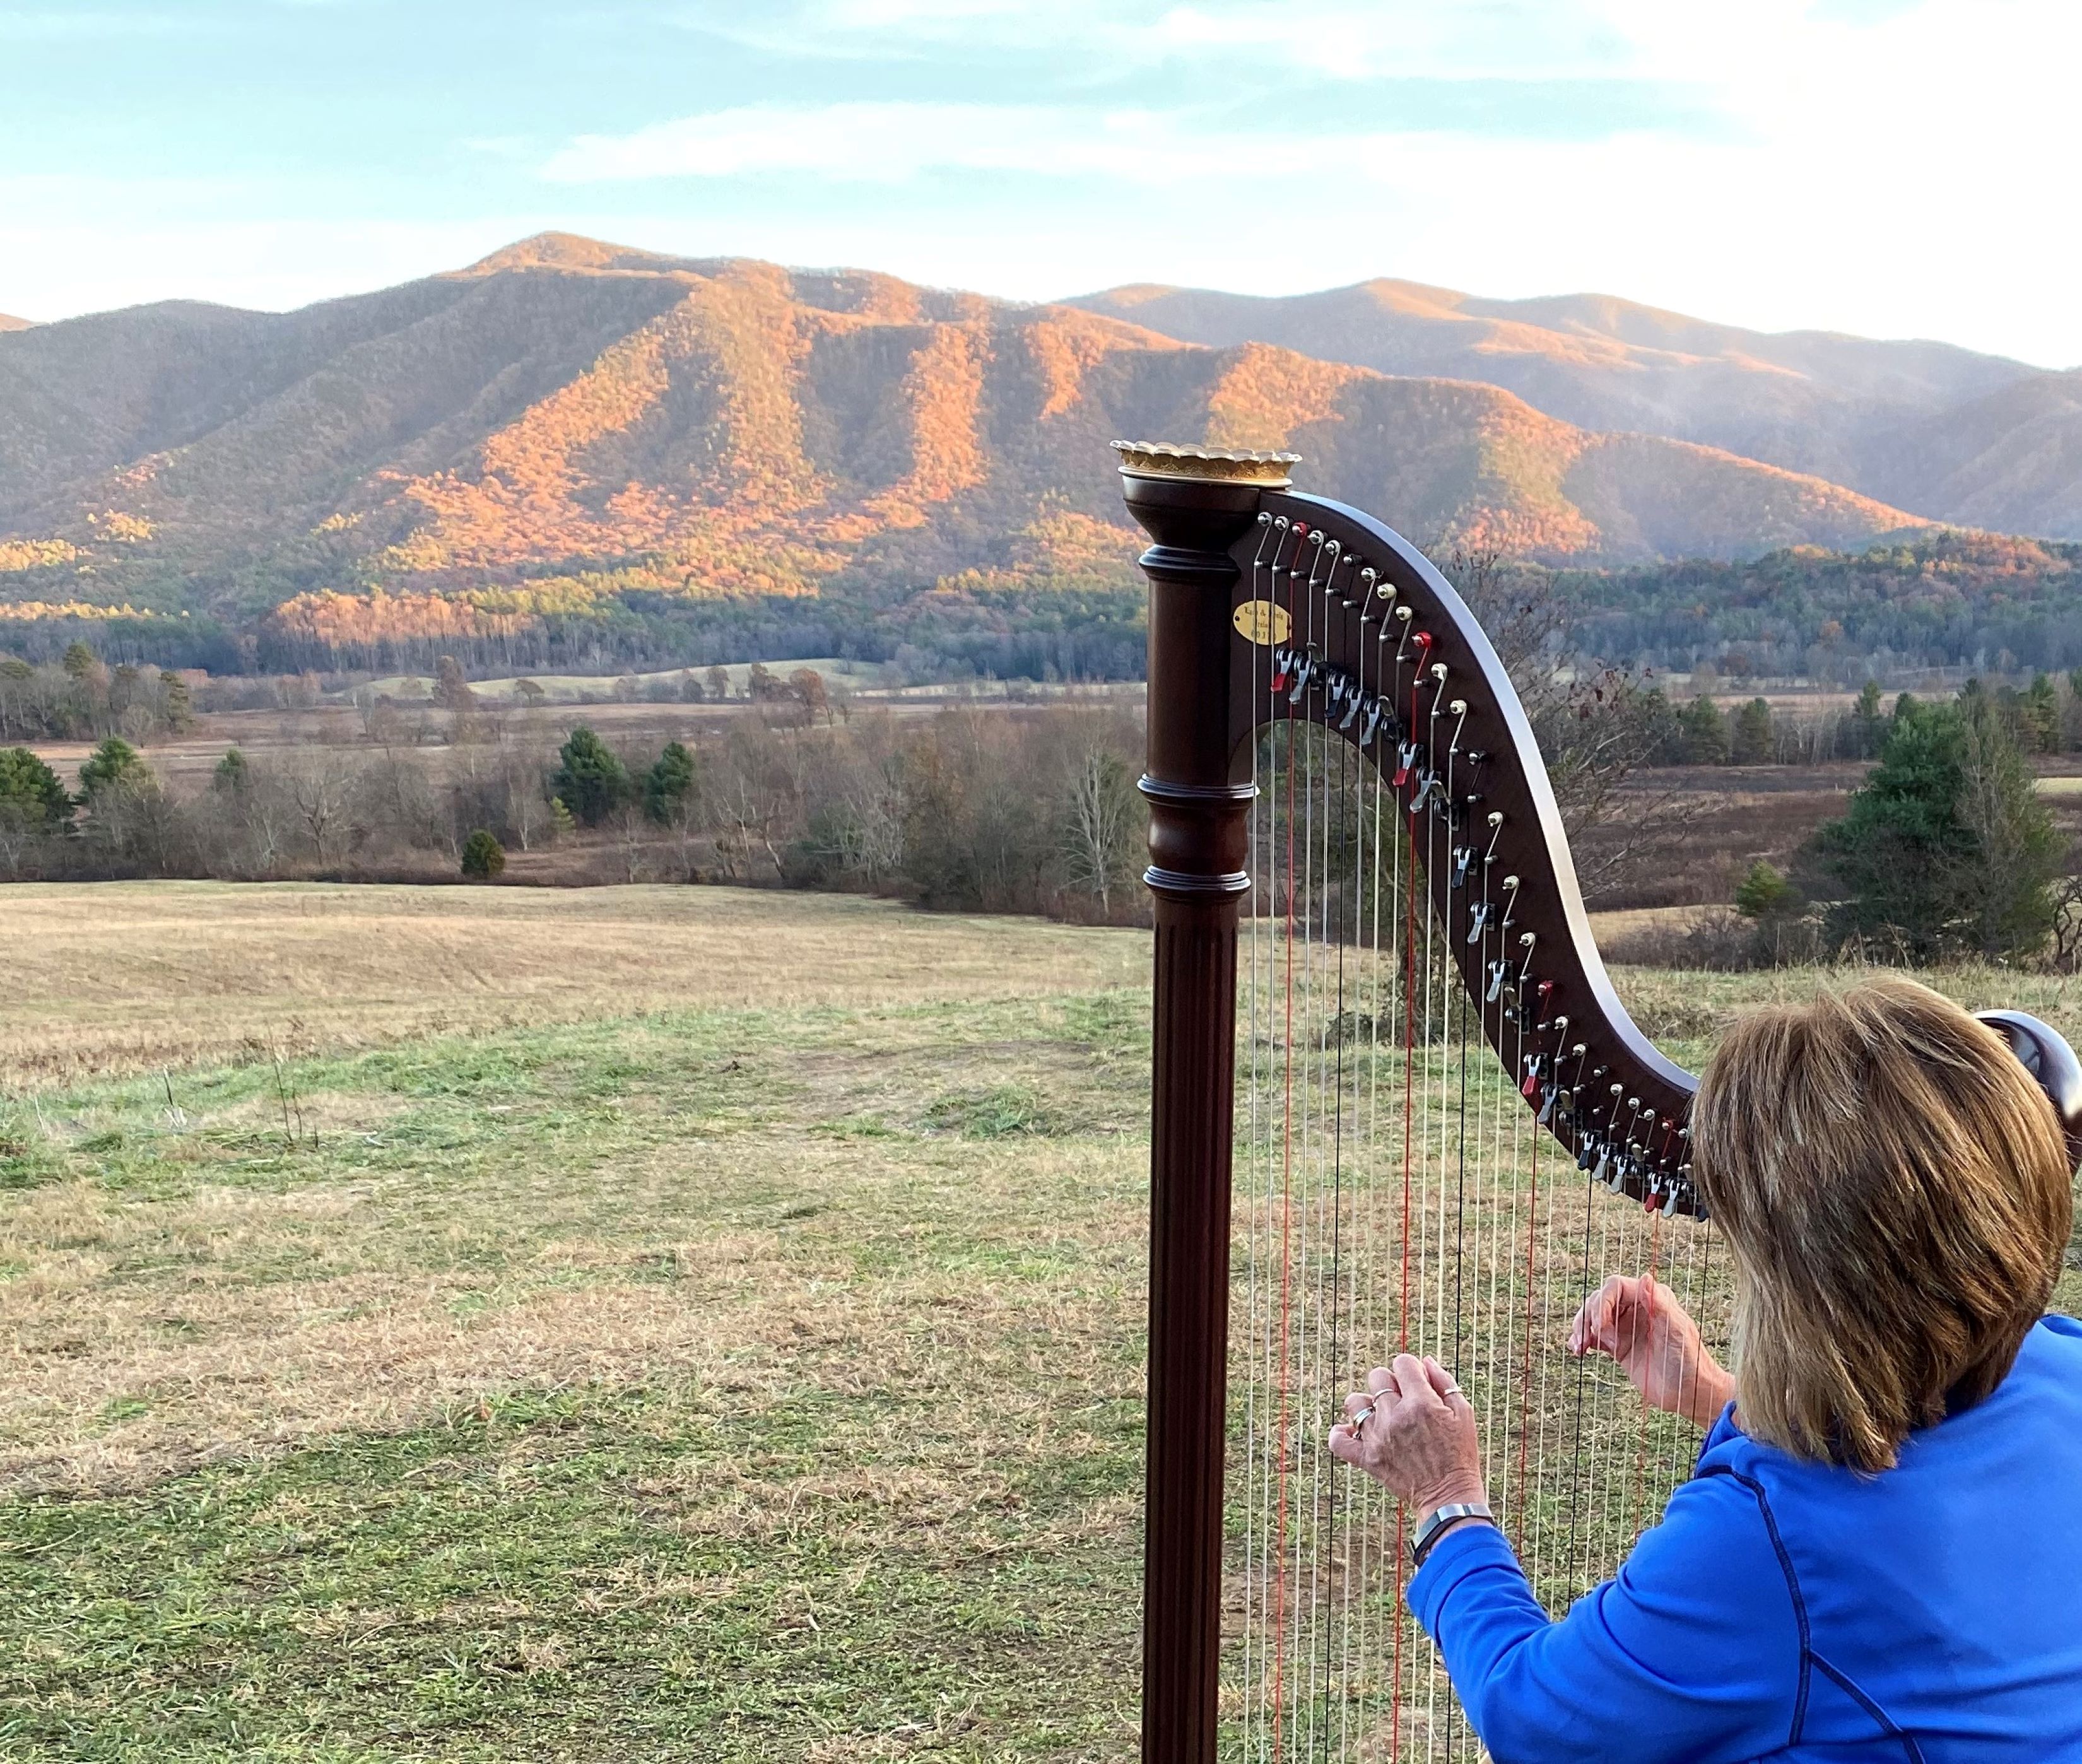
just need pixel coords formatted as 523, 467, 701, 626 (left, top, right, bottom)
1328, 1354, 1488, 1519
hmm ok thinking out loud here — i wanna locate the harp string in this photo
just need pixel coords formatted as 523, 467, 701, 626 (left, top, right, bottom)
1226, 515, 1729, 1761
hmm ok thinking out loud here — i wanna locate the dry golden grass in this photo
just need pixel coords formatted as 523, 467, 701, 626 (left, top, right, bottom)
0, 994, 1148, 1496
5, 883, 2080, 1760
0, 881, 1148, 1090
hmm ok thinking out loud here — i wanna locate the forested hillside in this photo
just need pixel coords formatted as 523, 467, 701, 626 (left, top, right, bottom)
1069, 280, 2082, 539
1, 234, 1932, 676
1558, 531, 2082, 678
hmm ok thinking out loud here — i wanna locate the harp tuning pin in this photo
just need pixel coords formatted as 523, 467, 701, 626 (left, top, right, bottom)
1274, 516, 1290, 531
1502, 873, 1519, 889
1396, 604, 1413, 623
1257, 510, 1271, 526
1449, 698, 1467, 715
1570, 1041, 1587, 1057
1628, 1097, 1642, 1111
1324, 539, 1340, 556
1519, 931, 1536, 948
1551, 1014, 1569, 1033
1360, 567, 1377, 585
1428, 661, 1447, 681
1610, 1082, 1625, 1096
1487, 811, 1503, 827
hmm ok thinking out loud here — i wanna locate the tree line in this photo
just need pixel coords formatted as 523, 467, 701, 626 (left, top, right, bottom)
1554, 531, 2082, 681
1626, 671, 2082, 769
0, 642, 195, 743
0, 700, 1153, 923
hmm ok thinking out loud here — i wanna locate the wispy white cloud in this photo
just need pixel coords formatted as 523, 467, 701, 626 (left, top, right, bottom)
542, 102, 1449, 185
7, 0, 2081, 365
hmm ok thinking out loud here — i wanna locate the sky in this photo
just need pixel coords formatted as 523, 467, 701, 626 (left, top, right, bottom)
2, 0, 2078, 366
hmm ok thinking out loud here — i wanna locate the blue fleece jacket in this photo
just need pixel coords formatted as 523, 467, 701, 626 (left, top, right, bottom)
1409, 1315, 2082, 1761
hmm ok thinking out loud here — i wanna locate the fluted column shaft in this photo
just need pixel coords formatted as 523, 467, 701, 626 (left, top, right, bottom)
1131, 496, 1256, 1764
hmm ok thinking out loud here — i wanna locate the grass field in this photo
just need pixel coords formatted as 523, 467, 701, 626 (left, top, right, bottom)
3, 883, 2079, 1761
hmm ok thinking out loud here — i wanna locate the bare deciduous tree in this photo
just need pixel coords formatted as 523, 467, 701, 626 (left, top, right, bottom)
1061, 746, 1139, 914
281, 753, 363, 871
1440, 542, 1716, 903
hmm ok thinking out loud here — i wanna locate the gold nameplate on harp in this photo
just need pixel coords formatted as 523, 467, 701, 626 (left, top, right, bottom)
1233, 599, 1291, 646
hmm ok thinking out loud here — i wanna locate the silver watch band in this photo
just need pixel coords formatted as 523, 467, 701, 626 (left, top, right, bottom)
1411, 1502, 1495, 1568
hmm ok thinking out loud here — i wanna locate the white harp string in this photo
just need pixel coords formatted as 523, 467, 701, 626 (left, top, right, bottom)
1223, 512, 1732, 1761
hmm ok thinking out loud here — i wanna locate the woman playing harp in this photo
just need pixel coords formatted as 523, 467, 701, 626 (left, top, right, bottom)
1116, 441, 2082, 1764
1332, 979, 2082, 1761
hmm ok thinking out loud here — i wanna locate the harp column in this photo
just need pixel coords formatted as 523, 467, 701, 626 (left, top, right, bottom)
1118, 442, 1297, 1764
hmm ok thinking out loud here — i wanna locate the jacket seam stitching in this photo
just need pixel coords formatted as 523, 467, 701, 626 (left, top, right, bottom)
1701, 1463, 1811, 1746
1809, 1651, 1927, 1764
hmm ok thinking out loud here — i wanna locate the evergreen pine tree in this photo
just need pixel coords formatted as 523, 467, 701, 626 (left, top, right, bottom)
644, 741, 698, 825
1678, 695, 1729, 765
1731, 697, 1775, 765
1734, 859, 1797, 920
2022, 673, 2060, 752
550, 727, 631, 825
78, 736, 146, 798
1852, 680, 1886, 758
461, 828, 506, 880
0, 746, 73, 825
1816, 695, 2059, 962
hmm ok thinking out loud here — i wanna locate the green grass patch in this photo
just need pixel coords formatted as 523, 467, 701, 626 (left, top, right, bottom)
0, 988, 1153, 1760
920, 1086, 1062, 1139
3, 1386, 1142, 1763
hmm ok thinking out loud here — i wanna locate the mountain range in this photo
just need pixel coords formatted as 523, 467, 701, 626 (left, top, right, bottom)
1067, 282, 2082, 541
0, 232, 2076, 668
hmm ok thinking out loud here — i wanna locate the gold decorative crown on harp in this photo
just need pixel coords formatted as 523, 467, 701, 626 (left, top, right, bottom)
1111, 439, 1300, 486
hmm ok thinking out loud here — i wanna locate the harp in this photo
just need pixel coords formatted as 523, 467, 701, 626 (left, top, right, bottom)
1121, 441, 2082, 1762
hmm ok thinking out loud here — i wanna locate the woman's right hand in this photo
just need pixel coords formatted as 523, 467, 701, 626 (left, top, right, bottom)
1567, 1273, 1735, 1430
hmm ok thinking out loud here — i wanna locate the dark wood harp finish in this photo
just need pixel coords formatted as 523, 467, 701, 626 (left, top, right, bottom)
1124, 440, 2082, 1763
